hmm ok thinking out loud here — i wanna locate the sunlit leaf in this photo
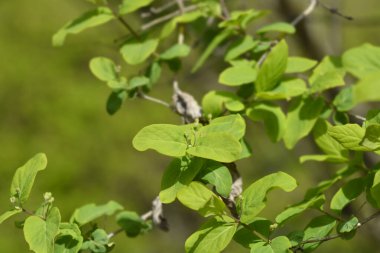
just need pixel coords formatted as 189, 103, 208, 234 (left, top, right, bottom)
70, 201, 123, 226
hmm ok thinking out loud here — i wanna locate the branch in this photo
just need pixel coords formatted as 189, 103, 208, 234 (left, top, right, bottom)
142, 5, 198, 31
319, 1, 354, 20
137, 91, 170, 108
291, 0, 318, 26
219, 0, 230, 19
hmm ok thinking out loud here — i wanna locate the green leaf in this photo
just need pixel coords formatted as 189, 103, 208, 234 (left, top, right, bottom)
338, 216, 359, 233
283, 96, 324, 149
328, 124, 369, 151
342, 43, 380, 79
185, 216, 237, 253
308, 56, 345, 93
313, 119, 348, 157
285, 57, 317, 74
187, 133, 242, 163
192, 29, 234, 72
225, 36, 258, 61
202, 114, 246, 140
116, 211, 151, 237
299, 154, 348, 164
300, 216, 336, 252
106, 90, 127, 115
70, 201, 123, 226
127, 76, 150, 90
257, 22, 295, 34
219, 65, 257, 86
160, 156, 204, 203
24, 207, 61, 253
0, 209, 22, 224
81, 229, 111, 253
365, 109, 380, 127
370, 170, 380, 207
160, 10, 203, 39
119, 0, 154, 15
54, 223, 83, 253
52, 7, 114, 47
250, 236, 292, 253
198, 161, 232, 198
146, 61, 162, 88
255, 78, 307, 100
89, 57, 127, 89
352, 71, 380, 105
202, 91, 244, 117
275, 195, 325, 224
120, 38, 159, 65
160, 44, 191, 60
361, 124, 380, 150
256, 40, 288, 92
10, 153, 47, 204
233, 218, 271, 248
177, 181, 226, 217
246, 102, 286, 142
219, 9, 267, 29
333, 86, 354, 112
330, 177, 365, 212
239, 172, 297, 224
132, 124, 193, 157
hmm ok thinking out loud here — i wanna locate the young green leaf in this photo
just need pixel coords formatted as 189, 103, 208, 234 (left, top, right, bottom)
120, 38, 159, 65
185, 216, 237, 253
197, 161, 232, 198
233, 218, 271, 248
219, 65, 257, 86
365, 109, 380, 127
70, 201, 123, 226
337, 216, 359, 234
275, 195, 325, 224
257, 22, 295, 34
187, 133, 242, 163
160, 156, 204, 203
0, 209, 22, 225
352, 71, 380, 105
342, 43, 380, 79
132, 124, 193, 157
283, 96, 324, 149
360, 124, 380, 150
299, 154, 348, 164
127, 76, 150, 90
52, 7, 114, 47
246, 102, 286, 142
202, 114, 246, 140
328, 124, 369, 151
285, 57, 317, 74
116, 211, 151, 237
54, 223, 83, 253
160, 44, 191, 60
192, 29, 234, 72
239, 172, 297, 224
10, 153, 47, 204
106, 90, 127, 115
333, 86, 354, 112
255, 78, 307, 100
177, 181, 226, 217
250, 236, 292, 253
308, 56, 345, 94
202, 90, 245, 117
24, 207, 61, 253
146, 61, 162, 88
81, 229, 111, 253
300, 215, 336, 252
89, 57, 127, 89
256, 40, 288, 92
370, 170, 380, 207
225, 36, 258, 61
119, 0, 154, 15
330, 177, 365, 213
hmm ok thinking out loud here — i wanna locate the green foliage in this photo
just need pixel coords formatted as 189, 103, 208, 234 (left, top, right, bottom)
2, 1, 380, 253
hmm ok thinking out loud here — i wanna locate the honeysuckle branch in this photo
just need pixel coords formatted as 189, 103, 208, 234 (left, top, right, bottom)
219, 0, 230, 19
108, 5, 141, 40
291, 0, 318, 26
319, 1, 353, 20
141, 1, 178, 18
291, 210, 380, 252
141, 5, 198, 31
137, 91, 171, 108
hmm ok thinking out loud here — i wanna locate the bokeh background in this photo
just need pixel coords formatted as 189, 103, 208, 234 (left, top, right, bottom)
1, 0, 380, 252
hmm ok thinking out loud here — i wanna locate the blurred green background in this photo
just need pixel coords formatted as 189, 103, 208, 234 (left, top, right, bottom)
1, 0, 380, 252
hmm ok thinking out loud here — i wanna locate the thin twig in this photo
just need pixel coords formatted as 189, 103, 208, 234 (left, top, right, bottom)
219, 0, 230, 19
108, 6, 141, 40
319, 1, 353, 20
359, 210, 380, 226
175, 0, 185, 44
291, 0, 318, 26
138, 91, 170, 108
142, 5, 198, 31
141, 1, 178, 18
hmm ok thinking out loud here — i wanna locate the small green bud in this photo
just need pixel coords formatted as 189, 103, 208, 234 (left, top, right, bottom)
9, 196, 17, 204
43, 192, 52, 201
269, 223, 278, 231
